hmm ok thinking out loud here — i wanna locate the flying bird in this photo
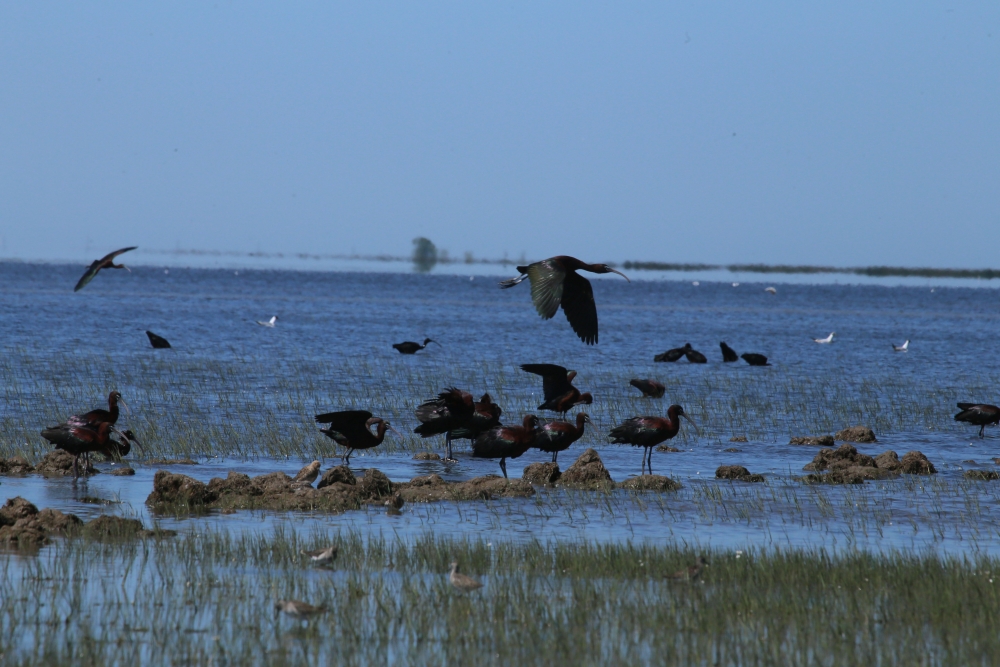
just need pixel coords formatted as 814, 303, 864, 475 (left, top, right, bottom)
74, 247, 137, 292
520, 364, 592, 417
256, 316, 278, 327
954, 403, 1000, 438
813, 333, 835, 344
146, 331, 171, 349
392, 338, 440, 354
719, 342, 739, 362
499, 256, 629, 344
893, 340, 909, 352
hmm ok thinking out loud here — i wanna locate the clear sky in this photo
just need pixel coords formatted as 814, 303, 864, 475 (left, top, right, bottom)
2, 2, 998, 268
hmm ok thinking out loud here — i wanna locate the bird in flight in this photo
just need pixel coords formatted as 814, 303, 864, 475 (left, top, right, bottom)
74, 246, 137, 292
813, 332, 835, 344
256, 316, 278, 327
500, 255, 629, 345
892, 340, 909, 352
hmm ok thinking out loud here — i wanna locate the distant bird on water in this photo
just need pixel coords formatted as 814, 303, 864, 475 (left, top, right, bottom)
654, 345, 688, 363
449, 562, 484, 593
414, 387, 478, 460
741, 353, 769, 366
499, 255, 629, 345
609, 405, 699, 475
893, 340, 910, 352
764, 286, 777, 294
256, 316, 278, 327
301, 544, 338, 568
532, 413, 590, 463
684, 345, 707, 364
520, 364, 593, 417
719, 342, 739, 362
392, 338, 440, 354
74, 246, 137, 292
813, 332, 835, 344
472, 414, 539, 478
274, 599, 327, 619
146, 331, 171, 349
315, 410, 398, 463
449, 393, 503, 444
629, 378, 665, 398
954, 403, 1000, 438
666, 556, 709, 581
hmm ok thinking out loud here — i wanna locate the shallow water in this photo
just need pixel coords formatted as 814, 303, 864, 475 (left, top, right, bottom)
2, 260, 1000, 554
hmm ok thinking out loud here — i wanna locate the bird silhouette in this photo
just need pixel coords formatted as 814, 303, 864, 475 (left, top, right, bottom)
609, 405, 698, 474
520, 364, 592, 417
146, 331, 171, 349
741, 353, 769, 366
719, 342, 739, 362
315, 410, 398, 463
955, 403, 1000, 438
392, 338, 440, 354
629, 379, 665, 398
74, 247, 137, 292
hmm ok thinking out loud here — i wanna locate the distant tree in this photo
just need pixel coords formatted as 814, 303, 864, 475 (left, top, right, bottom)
412, 237, 438, 273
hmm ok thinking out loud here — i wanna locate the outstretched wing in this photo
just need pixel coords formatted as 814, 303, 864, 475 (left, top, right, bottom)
525, 258, 566, 320
74, 260, 104, 292
560, 271, 599, 345
100, 246, 138, 262
520, 364, 572, 401
315, 410, 373, 441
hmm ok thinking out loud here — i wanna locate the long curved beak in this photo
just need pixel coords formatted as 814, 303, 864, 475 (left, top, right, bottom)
387, 424, 402, 436
680, 413, 701, 436
119, 397, 132, 416
609, 268, 630, 282
430, 340, 442, 347
123, 265, 132, 273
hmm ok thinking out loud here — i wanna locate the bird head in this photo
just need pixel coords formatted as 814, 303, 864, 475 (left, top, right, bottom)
575, 393, 594, 406
579, 413, 592, 425
424, 338, 441, 347
478, 393, 492, 404
595, 264, 630, 282
523, 414, 540, 430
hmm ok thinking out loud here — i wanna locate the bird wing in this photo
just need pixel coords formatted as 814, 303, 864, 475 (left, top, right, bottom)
100, 246, 138, 262
74, 260, 104, 292
526, 259, 566, 319
314, 410, 373, 440
560, 271, 599, 345
520, 364, 572, 401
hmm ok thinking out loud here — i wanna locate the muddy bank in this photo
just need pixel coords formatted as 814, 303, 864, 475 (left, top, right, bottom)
716, 465, 765, 483
0, 450, 136, 477
798, 444, 936, 484
0, 496, 172, 548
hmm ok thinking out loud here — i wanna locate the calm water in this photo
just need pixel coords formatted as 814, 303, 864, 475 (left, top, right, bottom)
2, 259, 1000, 554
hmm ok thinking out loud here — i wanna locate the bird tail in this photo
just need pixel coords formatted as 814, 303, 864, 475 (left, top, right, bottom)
499, 274, 528, 289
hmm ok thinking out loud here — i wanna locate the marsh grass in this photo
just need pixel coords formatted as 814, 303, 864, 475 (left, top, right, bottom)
0, 528, 997, 665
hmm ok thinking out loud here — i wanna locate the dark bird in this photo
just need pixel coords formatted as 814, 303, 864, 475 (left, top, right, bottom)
146, 331, 172, 349
720, 342, 739, 362
629, 379, 665, 398
655, 343, 692, 363
69, 391, 126, 428
666, 556, 709, 581
414, 387, 477, 460
954, 403, 1000, 438
392, 338, 440, 354
684, 346, 707, 364
533, 413, 590, 463
472, 414, 539, 478
450, 393, 503, 442
499, 256, 629, 345
40, 421, 131, 477
315, 410, 398, 463
74, 246, 137, 292
449, 562, 484, 593
609, 405, 699, 475
274, 599, 327, 619
741, 353, 769, 366
95, 429, 140, 461
520, 364, 593, 417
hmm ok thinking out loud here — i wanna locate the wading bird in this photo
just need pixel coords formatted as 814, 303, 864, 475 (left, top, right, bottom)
315, 410, 398, 463
719, 342, 739, 362
954, 403, 1000, 438
609, 405, 699, 475
684, 346, 707, 364
414, 387, 477, 460
813, 332, 835, 344
293, 461, 321, 485
449, 393, 503, 443
472, 415, 539, 478
274, 599, 327, 619
741, 353, 769, 366
654, 344, 690, 363
300, 545, 338, 568
666, 556, 709, 581
629, 379, 665, 398
74, 246, 137, 292
40, 421, 132, 478
893, 340, 910, 352
449, 562, 483, 593
256, 316, 278, 327
499, 256, 629, 345
392, 338, 440, 354
146, 331, 172, 348
69, 391, 126, 428
533, 413, 590, 463
520, 364, 593, 417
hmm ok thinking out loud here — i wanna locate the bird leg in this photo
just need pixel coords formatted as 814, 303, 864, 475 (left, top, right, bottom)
345, 449, 353, 464
72, 455, 79, 479
981, 425, 986, 438
499, 457, 508, 479
646, 448, 654, 475
552, 451, 557, 464
445, 432, 455, 461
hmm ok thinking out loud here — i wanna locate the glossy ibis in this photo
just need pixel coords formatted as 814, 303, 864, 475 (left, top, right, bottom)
74, 246, 137, 292
274, 600, 327, 619
741, 353, 769, 366
68, 391, 126, 428
146, 331, 172, 348
472, 414, 539, 478
666, 556, 709, 581
315, 410, 398, 463
654, 344, 690, 363
893, 340, 910, 352
257, 316, 278, 327
392, 338, 440, 354
414, 387, 477, 460
719, 342, 739, 362
533, 413, 590, 463
449, 562, 483, 593
499, 255, 629, 345
450, 393, 503, 443
301, 545, 338, 568
40, 421, 129, 477
954, 403, 1000, 438
520, 364, 593, 416
813, 332, 835, 344
609, 405, 698, 474
629, 379, 665, 398
685, 346, 707, 364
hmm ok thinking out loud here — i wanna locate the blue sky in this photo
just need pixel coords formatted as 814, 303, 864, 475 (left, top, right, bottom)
1, 2, 998, 268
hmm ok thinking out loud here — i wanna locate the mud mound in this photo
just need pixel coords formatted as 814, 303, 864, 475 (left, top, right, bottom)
317, 465, 356, 488
110, 467, 136, 476
900, 451, 936, 475
36, 450, 99, 476
413, 452, 441, 461
0, 497, 82, 547
965, 470, 1000, 481
395, 474, 534, 503
874, 451, 901, 471
715, 465, 765, 482
559, 449, 614, 489
616, 475, 681, 491
835, 426, 877, 443
522, 462, 561, 485
799, 444, 901, 484
0, 456, 34, 476
149, 471, 218, 507
729, 436, 748, 443
789, 435, 835, 447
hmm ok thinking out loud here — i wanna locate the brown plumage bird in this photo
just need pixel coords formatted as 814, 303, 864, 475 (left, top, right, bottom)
74, 246, 137, 291
274, 599, 327, 619
955, 403, 1000, 438
741, 353, 769, 366
300, 544, 339, 568
414, 387, 478, 460
666, 556, 709, 581
40, 421, 130, 478
533, 413, 590, 464
449, 562, 484, 593
68, 391, 126, 428
521, 364, 593, 417
472, 415, 540, 478
293, 461, 321, 485
609, 405, 699, 474
315, 410, 398, 463
629, 379, 665, 398
499, 255, 629, 344
392, 338, 440, 354
720, 342, 739, 362
654, 344, 688, 363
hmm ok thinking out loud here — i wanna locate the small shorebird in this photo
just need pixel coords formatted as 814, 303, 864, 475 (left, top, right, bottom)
666, 556, 709, 581
449, 562, 483, 593
300, 545, 339, 568
813, 332, 835, 344
274, 599, 327, 619
892, 339, 909, 352
293, 461, 321, 485
392, 338, 440, 354
384, 492, 405, 511
256, 316, 278, 327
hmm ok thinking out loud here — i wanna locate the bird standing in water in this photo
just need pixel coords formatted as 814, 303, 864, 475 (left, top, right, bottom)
500, 256, 629, 344
74, 246, 137, 291
741, 353, 769, 366
719, 342, 739, 362
533, 413, 590, 463
609, 405, 699, 475
392, 338, 440, 354
520, 364, 593, 417
954, 403, 1000, 438
629, 379, 665, 398
666, 556, 709, 581
472, 415, 539, 478
414, 387, 477, 460
315, 410, 398, 463
300, 545, 339, 568
449, 562, 484, 593
274, 599, 327, 619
